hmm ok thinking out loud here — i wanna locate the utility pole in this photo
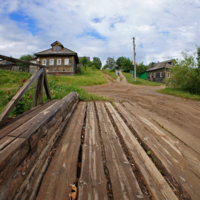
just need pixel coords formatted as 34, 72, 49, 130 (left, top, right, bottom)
132, 37, 136, 81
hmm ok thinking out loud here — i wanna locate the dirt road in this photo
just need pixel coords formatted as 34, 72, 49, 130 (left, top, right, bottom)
81, 74, 200, 155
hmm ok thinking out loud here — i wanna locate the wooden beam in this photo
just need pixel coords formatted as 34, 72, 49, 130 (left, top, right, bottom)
0, 54, 50, 68
0, 68, 43, 127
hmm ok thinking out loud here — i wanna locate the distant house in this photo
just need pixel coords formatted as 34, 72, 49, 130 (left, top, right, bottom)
0, 60, 16, 71
29, 41, 79, 75
146, 60, 174, 82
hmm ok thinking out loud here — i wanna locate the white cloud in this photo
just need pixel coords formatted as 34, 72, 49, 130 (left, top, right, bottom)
0, 0, 199, 65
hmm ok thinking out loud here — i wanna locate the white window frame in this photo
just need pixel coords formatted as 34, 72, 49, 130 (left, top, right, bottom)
42, 59, 46, 65
57, 59, 61, 65
65, 59, 69, 65
160, 72, 163, 77
50, 59, 54, 65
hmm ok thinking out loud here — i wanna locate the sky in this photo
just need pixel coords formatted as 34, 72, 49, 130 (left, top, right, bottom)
0, 0, 200, 65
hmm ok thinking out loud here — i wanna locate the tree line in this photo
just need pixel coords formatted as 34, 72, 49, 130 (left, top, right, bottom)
103, 56, 150, 74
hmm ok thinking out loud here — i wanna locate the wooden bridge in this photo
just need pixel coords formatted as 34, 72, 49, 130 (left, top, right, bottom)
0, 55, 198, 200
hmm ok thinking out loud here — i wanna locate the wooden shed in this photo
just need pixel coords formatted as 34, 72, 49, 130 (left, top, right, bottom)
29, 41, 79, 75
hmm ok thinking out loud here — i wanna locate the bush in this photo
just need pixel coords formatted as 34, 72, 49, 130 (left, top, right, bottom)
167, 51, 200, 95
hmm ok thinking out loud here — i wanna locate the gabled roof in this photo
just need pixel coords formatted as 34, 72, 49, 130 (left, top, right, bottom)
35, 47, 77, 56
34, 41, 79, 63
146, 60, 174, 72
51, 41, 64, 48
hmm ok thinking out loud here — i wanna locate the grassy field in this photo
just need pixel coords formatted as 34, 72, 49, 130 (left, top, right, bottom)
0, 67, 108, 116
122, 72, 163, 86
50, 67, 107, 86
103, 69, 117, 80
157, 88, 200, 101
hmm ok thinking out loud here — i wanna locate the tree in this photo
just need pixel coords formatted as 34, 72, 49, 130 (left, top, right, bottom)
148, 62, 156, 68
167, 50, 200, 95
136, 62, 150, 74
79, 56, 88, 69
116, 56, 125, 67
121, 57, 133, 72
197, 46, 200, 69
103, 64, 108, 69
17, 54, 35, 67
92, 57, 102, 69
106, 57, 115, 69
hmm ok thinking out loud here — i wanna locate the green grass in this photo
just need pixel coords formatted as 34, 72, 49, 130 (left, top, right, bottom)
103, 69, 117, 80
0, 69, 32, 89
0, 67, 108, 116
156, 88, 200, 101
122, 72, 163, 86
48, 66, 107, 86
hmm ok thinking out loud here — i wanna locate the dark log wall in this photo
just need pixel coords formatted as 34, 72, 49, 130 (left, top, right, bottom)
0, 92, 79, 200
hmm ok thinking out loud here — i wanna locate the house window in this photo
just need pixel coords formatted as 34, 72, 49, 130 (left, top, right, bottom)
154, 73, 156, 78
42, 59, 46, 65
160, 72, 163, 77
57, 59, 61, 65
167, 72, 170, 78
65, 59, 69, 65
50, 59, 54, 65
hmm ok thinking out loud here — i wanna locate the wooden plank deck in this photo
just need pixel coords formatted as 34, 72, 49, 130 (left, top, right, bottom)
13, 101, 181, 200
96, 102, 144, 199
78, 102, 108, 200
117, 101, 200, 200
106, 102, 178, 200
36, 102, 87, 200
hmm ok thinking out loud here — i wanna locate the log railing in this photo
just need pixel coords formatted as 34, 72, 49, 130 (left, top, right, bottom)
0, 54, 51, 127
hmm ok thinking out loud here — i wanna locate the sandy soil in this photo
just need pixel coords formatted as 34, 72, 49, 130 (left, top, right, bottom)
81, 74, 200, 154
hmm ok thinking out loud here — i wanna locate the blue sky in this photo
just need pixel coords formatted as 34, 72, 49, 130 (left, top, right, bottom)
0, 0, 200, 65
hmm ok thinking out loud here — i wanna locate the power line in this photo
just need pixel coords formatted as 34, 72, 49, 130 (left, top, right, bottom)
139, 1, 192, 41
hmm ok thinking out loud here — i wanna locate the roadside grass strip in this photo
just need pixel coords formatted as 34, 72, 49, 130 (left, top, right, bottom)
157, 88, 200, 101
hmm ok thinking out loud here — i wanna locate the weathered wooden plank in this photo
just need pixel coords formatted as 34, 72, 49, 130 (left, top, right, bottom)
0, 136, 15, 150
36, 102, 87, 200
106, 102, 178, 200
96, 102, 144, 200
120, 102, 200, 200
78, 102, 108, 200
8, 93, 78, 148
0, 100, 57, 140
0, 138, 30, 187
0, 68, 44, 127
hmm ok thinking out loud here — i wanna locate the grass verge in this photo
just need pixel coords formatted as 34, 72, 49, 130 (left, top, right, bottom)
122, 72, 163, 86
156, 88, 200, 101
103, 69, 117, 80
